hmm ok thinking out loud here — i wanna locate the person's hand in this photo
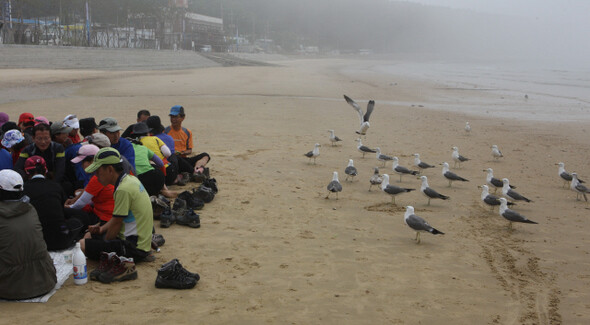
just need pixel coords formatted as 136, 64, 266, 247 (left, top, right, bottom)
88, 225, 102, 235
65, 198, 76, 206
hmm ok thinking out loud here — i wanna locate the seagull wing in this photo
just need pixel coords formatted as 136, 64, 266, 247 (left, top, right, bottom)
344, 95, 364, 125
345, 166, 358, 176
445, 171, 469, 182
418, 162, 435, 169
502, 209, 537, 224
384, 185, 414, 195
364, 100, 375, 122
327, 180, 342, 192
507, 189, 531, 202
395, 166, 419, 175
483, 194, 501, 206
423, 187, 449, 200
304, 151, 313, 158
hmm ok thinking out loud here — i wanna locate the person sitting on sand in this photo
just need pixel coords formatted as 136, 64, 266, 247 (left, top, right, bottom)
128, 122, 166, 197
98, 117, 136, 169
165, 105, 210, 179
121, 109, 150, 139
147, 115, 179, 186
15, 123, 66, 183
63, 114, 81, 144
0, 169, 57, 300
79, 147, 153, 262
18, 112, 35, 136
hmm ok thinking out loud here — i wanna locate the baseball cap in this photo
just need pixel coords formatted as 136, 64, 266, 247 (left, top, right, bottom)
18, 113, 35, 125
0, 113, 9, 127
50, 121, 73, 136
64, 114, 80, 129
71, 144, 100, 164
86, 132, 111, 148
24, 155, 47, 174
34, 116, 49, 126
0, 170, 24, 192
85, 147, 122, 173
169, 105, 185, 116
1, 129, 25, 148
98, 117, 123, 133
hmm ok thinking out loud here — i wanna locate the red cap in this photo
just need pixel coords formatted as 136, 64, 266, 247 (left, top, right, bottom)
18, 113, 35, 125
24, 155, 47, 174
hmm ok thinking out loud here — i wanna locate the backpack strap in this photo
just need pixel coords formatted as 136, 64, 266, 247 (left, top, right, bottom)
182, 127, 191, 149
164, 126, 171, 134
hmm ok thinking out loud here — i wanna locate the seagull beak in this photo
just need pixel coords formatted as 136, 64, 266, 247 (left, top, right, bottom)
482, 169, 487, 172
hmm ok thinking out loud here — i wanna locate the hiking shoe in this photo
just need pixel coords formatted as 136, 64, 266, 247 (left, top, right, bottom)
152, 233, 165, 247
177, 172, 190, 186
161, 259, 200, 281
172, 198, 188, 216
177, 190, 204, 210
160, 207, 175, 228
202, 178, 218, 194
90, 251, 116, 281
155, 261, 197, 289
98, 256, 138, 284
176, 208, 200, 228
190, 168, 209, 183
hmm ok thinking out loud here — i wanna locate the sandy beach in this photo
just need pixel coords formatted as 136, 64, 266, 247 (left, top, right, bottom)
0, 46, 589, 324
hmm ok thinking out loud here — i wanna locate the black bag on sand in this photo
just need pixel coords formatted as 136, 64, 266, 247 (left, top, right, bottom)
192, 185, 215, 203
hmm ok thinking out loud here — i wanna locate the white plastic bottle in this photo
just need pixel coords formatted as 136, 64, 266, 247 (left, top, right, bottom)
72, 242, 88, 285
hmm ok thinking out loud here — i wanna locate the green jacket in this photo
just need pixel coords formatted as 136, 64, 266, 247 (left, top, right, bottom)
0, 199, 57, 300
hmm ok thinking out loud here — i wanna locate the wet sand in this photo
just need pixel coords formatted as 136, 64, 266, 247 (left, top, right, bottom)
0, 47, 589, 324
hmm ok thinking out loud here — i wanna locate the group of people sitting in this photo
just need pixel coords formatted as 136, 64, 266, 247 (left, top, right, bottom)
0, 105, 211, 299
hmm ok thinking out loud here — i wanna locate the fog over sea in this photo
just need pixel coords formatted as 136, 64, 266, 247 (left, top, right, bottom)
362, 58, 590, 123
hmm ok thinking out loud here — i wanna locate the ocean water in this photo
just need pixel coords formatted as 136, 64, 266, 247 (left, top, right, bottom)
367, 59, 590, 122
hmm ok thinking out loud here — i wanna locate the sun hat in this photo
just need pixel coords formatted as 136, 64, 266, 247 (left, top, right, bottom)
1, 129, 25, 148
98, 117, 123, 133
50, 121, 73, 136
132, 122, 152, 135
86, 133, 111, 148
24, 155, 47, 174
71, 144, 100, 164
146, 116, 165, 134
169, 105, 185, 116
79, 117, 97, 137
0, 113, 9, 127
85, 147, 122, 173
0, 169, 24, 192
64, 114, 80, 129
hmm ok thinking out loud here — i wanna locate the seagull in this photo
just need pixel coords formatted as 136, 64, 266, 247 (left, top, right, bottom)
484, 168, 515, 193
404, 206, 444, 244
499, 198, 538, 229
464, 122, 471, 134
304, 143, 321, 164
344, 95, 374, 136
326, 171, 342, 199
344, 159, 358, 182
479, 184, 514, 210
381, 174, 415, 205
420, 175, 449, 205
327, 129, 342, 146
369, 167, 383, 191
502, 178, 532, 202
442, 162, 469, 187
491, 145, 503, 160
557, 162, 585, 188
413, 153, 436, 171
571, 172, 590, 201
452, 146, 470, 168
392, 157, 419, 182
355, 138, 377, 158
375, 147, 393, 166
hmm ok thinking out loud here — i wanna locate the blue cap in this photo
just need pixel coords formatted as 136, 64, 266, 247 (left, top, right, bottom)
169, 105, 185, 116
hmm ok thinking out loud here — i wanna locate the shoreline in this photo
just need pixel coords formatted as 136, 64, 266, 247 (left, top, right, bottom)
0, 49, 589, 324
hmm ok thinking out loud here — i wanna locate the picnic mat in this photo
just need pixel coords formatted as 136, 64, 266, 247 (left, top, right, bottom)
0, 249, 74, 303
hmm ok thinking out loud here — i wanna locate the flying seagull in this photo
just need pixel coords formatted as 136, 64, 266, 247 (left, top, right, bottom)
452, 146, 470, 168
484, 168, 515, 193
571, 172, 590, 201
442, 162, 469, 187
326, 171, 342, 199
344, 159, 358, 182
499, 198, 538, 229
375, 147, 393, 166
355, 138, 377, 158
479, 184, 514, 211
392, 156, 419, 182
327, 129, 342, 146
369, 167, 383, 191
491, 145, 504, 160
502, 178, 532, 202
464, 122, 471, 134
413, 153, 436, 171
381, 174, 414, 205
304, 143, 320, 164
344, 95, 374, 135
404, 206, 444, 244
420, 175, 449, 205
557, 162, 585, 188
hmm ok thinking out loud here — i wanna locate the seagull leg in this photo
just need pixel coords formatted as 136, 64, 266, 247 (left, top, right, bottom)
391, 196, 396, 205
336, 192, 339, 200
584, 193, 588, 202
417, 232, 421, 244
399, 174, 402, 182
325, 192, 330, 199
448, 180, 452, 187
427, 198, 431, 206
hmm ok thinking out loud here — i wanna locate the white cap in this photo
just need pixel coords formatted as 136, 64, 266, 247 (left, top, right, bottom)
0, 169, 24, 192
64, 114, 80, 129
